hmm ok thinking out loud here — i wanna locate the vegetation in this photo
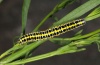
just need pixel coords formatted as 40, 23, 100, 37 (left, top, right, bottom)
0, 0, 100, 65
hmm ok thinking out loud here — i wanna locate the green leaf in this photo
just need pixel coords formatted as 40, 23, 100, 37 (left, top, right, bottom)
22, 0, 31, 34
50, 38, 71, 45
74, 30, 83, 36
2, 31, 100, 65
1, 0, 100, 65
0, 41, 46, 64
96, 40, 100, 52
85, 6, 100, 21
53, 0, 100, 26
0, 0, 76, 61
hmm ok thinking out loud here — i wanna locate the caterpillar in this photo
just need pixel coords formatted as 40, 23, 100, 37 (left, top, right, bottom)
18, 19, 86, 44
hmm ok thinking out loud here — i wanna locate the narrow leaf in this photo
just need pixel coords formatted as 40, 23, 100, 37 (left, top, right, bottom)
22, 0, 31, 34
53, 0, 100, 26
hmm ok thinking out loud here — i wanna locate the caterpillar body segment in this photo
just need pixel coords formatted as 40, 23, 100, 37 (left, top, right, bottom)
18, 19, 86, 44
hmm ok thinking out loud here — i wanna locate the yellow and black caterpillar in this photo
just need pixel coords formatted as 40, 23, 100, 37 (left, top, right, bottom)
18, 19, 86, 44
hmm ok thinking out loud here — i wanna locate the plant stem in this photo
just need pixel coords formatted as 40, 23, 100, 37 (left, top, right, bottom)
4, 33, 100, 65
51, 29, 100, 41
33, 0, 76, 32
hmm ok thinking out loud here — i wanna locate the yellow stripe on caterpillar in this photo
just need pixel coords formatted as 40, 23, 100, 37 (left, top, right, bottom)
18, 19, 86, 44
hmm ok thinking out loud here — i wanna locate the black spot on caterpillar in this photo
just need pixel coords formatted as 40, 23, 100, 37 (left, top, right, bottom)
18, 19, 86, 44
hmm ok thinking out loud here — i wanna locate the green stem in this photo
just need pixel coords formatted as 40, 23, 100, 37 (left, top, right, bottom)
4, 51, 57, 65
51, 29, 100, 41
33, 0, 76, 32
0, 44, 23, 59
1, 0, 100, 64
0, 41, 46, 64
0, 0, 32, 60
4, 34, 100, 65
33, 11, 53, 32
0, 0, 75, 61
